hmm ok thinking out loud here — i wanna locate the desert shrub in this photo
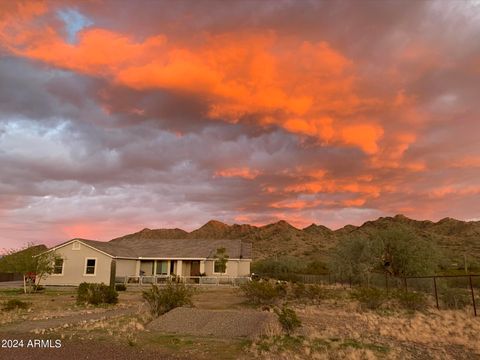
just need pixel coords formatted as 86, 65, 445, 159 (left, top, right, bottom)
2, 299, 29, 311
392, 290, 427, 311
351, 287, 388, 310
142, 282, 194, 317
440, 287, 470, 309
291, 283, 330, 301
292, 283, 307, 298
77, 282, 118, 305
240, 280, 284, 305
115, 284, 127, 291
252, 256, 305, 275
275, 307, 302, 335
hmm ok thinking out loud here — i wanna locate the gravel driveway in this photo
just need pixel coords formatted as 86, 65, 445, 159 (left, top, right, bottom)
147, 307, 277, 338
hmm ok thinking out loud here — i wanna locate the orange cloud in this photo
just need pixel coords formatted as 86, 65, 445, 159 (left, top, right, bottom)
0, 4, 397, 156
215, 167, 260, 180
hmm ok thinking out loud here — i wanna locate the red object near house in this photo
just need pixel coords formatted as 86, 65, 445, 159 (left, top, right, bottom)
25, 272, 36, 283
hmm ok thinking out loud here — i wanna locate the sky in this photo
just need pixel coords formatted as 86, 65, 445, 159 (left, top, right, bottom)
0, 0, 479, 249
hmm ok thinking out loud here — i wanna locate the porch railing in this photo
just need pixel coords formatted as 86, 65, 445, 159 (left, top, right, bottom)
115, 275, 251, 286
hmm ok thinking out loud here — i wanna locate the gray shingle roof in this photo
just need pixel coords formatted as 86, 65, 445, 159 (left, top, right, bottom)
72, 238, 252, 259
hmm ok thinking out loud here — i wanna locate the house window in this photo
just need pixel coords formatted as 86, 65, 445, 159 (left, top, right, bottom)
156, 260, 168, 275
53, 258, 64, 275
85, 258, 96, 275
72, 242, 80, 250
214, 260, 226, 274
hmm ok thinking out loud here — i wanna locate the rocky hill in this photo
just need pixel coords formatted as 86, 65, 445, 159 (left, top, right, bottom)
110, 215, 480, 262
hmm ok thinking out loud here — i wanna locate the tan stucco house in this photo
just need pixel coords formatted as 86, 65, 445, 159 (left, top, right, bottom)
42, 238, 252, 286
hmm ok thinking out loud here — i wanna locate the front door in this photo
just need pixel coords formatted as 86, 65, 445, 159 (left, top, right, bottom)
191, 261, 200, 276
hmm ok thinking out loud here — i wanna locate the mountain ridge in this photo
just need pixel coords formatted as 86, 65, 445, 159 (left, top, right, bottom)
109, 215, 480, 261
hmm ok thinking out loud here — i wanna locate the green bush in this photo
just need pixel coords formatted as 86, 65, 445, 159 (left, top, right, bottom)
275, 307, 302, 335
392, 290, 427, 311
142, 282, 194, 317
351, 287, 388, 310
2, 299, 29, 311
440, 287, 470, 309
115, 284, 127, 291
240, 280, 284, 305
77, 283, 118, 305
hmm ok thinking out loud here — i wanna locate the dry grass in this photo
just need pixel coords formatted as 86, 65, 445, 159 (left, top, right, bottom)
2, 285, 479, 359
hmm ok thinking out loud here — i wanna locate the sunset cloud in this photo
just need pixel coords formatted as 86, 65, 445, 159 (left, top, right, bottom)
0, 0, 479, 248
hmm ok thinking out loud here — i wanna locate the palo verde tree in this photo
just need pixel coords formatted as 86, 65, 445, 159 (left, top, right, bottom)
329, 226, 441, 284
0, 243, 59, 293
214, 247, 229, 273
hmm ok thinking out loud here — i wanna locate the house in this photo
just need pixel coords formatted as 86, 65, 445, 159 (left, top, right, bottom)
42, 238, 252, 286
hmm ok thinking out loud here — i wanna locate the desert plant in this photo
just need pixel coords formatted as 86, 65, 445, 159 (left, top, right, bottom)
329, 227, 442, 284
0, 243, 59, 293
392, 290, 427, 311
115, 284, 127, 291
240, 280, 284, 305
214, 247, 229, 273
440, 287, 470, 309
275, 307, 301, 335
252, 256, 305, 275
77, 282, 118, 305
2, 299, 29, 311
142, 282, 194, 317
351, 287, 388, 310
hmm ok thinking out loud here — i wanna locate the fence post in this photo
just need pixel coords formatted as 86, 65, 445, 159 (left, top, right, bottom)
433, 276, 439, 310
403, 277, 408, 292
469, 275, 477, 317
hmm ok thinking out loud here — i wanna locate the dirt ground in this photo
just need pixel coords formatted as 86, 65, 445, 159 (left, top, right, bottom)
1, 284, 479, 359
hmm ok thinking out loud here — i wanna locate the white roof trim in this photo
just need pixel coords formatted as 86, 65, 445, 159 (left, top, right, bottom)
39, 239, 114, 258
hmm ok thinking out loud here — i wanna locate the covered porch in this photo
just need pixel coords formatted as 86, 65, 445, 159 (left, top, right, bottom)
116, 259, 249, 286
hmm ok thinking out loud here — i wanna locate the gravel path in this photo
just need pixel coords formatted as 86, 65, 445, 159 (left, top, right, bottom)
147, 307, 276, 338
0, 306, 139, 333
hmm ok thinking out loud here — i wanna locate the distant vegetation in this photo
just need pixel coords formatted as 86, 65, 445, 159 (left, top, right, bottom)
329, 227, 442, 284
252, 256, 328, 276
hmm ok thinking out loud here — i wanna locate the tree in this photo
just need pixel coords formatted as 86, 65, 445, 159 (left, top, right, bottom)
329, 235, 382, 286
373, 227, 441, 277
0, 243, 58, 293
214, 247, 229, 273
329, 227, 441, 284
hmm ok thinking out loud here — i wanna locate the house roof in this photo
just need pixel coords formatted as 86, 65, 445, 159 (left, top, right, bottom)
53, 238, 252, 260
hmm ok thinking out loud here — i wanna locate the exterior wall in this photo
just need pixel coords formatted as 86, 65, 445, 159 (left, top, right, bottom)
43, 241, 112, 286
238, 260, 251, 276
116, 259, 137, 277
204, 259, 251, 277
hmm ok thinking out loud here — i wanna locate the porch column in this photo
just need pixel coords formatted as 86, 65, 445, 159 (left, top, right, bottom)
176, 260, 183, 276
200, 261, 205, 274
135, 260, 141, 276
153, 261, 157, 275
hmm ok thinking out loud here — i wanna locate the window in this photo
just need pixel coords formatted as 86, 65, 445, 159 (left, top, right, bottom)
53, 258, 64, 275
214, 260, 226, 274
72, 242, 80, 250
156, 260, 168, 275
85, 258, 96, 275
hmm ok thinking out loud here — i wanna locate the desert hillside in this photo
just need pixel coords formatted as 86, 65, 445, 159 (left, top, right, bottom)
110, 215, 480, 263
